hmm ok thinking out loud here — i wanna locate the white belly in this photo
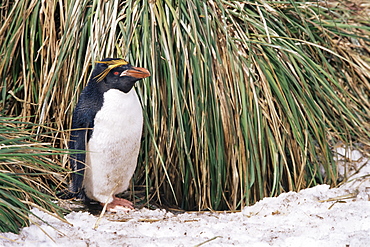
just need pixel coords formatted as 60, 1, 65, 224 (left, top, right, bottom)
83, 89, 143, 204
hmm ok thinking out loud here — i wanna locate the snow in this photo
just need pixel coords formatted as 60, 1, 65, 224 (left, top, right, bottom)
1, 147, 369, 247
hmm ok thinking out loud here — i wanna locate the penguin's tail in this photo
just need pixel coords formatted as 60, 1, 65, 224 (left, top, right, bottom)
56, 188, 89, 203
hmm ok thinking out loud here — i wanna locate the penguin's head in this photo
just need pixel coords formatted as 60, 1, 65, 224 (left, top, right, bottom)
92, 58, 150, 93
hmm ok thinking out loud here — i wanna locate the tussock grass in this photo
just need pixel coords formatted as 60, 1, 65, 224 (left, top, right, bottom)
0, 117, 68, 233
1, 0, 369, 221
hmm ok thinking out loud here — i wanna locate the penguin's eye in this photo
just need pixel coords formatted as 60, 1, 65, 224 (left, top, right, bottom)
113, 71, 120, 76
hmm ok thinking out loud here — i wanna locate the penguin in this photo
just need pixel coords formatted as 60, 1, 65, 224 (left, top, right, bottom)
67, 58, 150, 212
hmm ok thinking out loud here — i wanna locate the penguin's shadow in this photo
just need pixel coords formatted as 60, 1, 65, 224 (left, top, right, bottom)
58, 186, 161, 215
59, 193, 148, 216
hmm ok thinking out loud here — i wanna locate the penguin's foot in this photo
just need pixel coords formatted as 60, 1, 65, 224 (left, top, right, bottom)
102, 196, 134, 213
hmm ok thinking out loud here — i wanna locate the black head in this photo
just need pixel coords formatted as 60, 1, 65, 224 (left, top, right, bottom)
91, 58, 150, 93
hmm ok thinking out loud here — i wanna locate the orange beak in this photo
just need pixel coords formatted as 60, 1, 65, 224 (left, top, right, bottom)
120, 67, 150, 79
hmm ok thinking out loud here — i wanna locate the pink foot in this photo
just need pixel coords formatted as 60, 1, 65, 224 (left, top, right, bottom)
101, 196, 134, 213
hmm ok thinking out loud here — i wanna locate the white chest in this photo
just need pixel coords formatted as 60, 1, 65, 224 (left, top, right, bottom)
93, 89, 143, 136
83, 89, 143, 203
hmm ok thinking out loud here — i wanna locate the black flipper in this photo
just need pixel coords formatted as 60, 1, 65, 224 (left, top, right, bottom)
68, 127, 89, 200
60, 87, 102, 202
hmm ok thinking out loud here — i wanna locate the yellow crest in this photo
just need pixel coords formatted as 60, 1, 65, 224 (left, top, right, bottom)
94, 59, 129, 82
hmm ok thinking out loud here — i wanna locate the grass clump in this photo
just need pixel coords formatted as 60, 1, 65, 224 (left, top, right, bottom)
0, 117, 67, 233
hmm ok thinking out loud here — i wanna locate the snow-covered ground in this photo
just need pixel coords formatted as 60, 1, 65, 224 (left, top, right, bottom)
1, 147, 369, 247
